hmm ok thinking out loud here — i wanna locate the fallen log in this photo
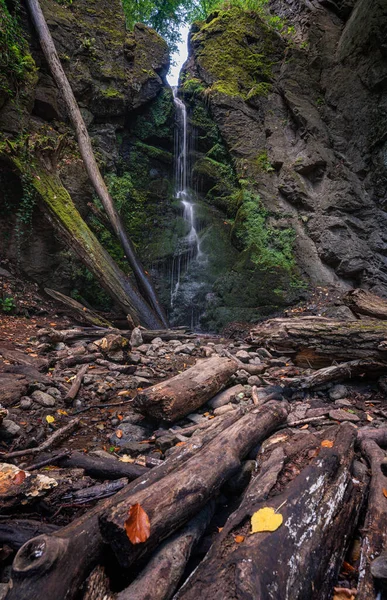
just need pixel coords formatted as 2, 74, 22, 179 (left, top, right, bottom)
64, 364, 89, 405
343, 288, 387, 321
100, 401, 288, 568
44, 288, 113, 328
6, 405, 249, 600
175, 423, 366, 600
249, 316, 387, 367
133, 356, 238, 422
117, 502, 216, 600
38, 450, 149, 481
283, 359, 386, 389
61, 478, 128, 504
57, 353, 103, 369
358, 427, 387, 447
357, 438, 387, 599
0, 520, 59, 550
37, 326, 116, 344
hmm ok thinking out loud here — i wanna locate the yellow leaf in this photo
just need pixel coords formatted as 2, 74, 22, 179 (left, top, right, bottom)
300, 424, 309, 430
57, 409, 68, 416
321, 439, 334, 448
118, 390, 131, 396
366, 413, 374, 422
251, 507, 283, 534
119, 454, 134, 463
46, 415, 55, 424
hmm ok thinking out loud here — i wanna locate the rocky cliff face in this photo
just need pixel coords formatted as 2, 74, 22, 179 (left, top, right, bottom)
0, 0, 174, 306
182, 0, 387, 300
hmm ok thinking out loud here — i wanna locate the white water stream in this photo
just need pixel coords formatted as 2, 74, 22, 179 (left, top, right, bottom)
171, 89, 204, 309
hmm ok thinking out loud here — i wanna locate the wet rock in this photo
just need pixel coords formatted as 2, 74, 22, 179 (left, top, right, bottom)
335, 398, 352, 407
0, 419, 21, 440
31, 390, 56, 408
20, 397, 33, 410
130, 328, 143, 348
175, 344, 195, 355
46, 387, 61, 400
110, 423, 149, 445
235, 350, 250, 363
329, 408, 360, 422
247, 375, 261, 386
329, 384, 348, 401
249, 357, 262, 366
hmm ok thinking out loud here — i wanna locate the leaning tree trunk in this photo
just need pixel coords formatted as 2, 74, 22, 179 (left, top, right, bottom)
11, 159, 161, 329
24, 0, 168, 328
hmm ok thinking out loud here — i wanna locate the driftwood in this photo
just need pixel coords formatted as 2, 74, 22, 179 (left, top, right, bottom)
175, 423, 366, 600
358, 427, 387, 447
0, 519, 59, 550
357, 438, 387, 599
283, 359, 386, 388
64, 364, 89, 405
343, 288, 387, 320
57, 353, 103, 369
0, 419, 80, 460
41, 450, 149, 481
133, 356, 238, 422
6, 406, 249, 600
37, 326, 116, 344
249, 316, 387, 367
61, 478, 128, 504
117, 502, 216, 600
44, 288, 113, 328
100, 401, 288, 568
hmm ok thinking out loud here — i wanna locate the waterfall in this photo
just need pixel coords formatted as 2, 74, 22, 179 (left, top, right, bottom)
171, 89, 204, 310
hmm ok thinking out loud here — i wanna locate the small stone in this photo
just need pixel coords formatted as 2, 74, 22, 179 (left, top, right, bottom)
20, 397, 33, 410
247, 375, 261, 386
129, 352, 141, 364
119, 441, 153, 455
255, 348, 272, 360
150, 337, 163, 346
110, 422, 149, 445
46, 387, 61, 400
31, 390, 56, 408
111, 418, 119, 427
335, 399, 352, 407
0, 419, 21, 439
235, 350, 250, 363
74, 399, 83, 409
249, 357, 262, 366
208, 384, 245, 409
329, 408, 360, 422
137, 344, 150, 353
175, 344, 195, 355
130, 327, 143, 348
54, 342, 66, 351
329, 385, 348, 401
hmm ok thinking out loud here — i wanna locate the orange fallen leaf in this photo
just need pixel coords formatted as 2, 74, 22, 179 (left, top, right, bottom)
321, 440, 334, 448
117, 414, 124, 421
383, 488, 387, 498
175, 441, 186, 447
116, 430, 123, 439
342, 561, 356, 573
12, 470, 26, 485
300, 424, 309, 430
234, 535, 245, 543
124, 503, 150, 544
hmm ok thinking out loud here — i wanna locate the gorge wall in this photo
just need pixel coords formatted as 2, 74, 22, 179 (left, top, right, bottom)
1, 0, 387, 330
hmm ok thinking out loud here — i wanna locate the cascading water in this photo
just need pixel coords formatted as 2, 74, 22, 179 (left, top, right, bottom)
170, 89, 205, 322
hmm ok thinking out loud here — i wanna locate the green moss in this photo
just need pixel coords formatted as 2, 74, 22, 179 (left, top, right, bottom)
254, 150, 275, 172
191, 7, 277, 100
246, 82, 272, 101
181, 76, 206, 96
101, 87, 124, 99
135, 141, 173, 164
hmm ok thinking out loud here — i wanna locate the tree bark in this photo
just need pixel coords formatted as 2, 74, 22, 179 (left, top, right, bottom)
100, 401, 289, 568
6, 406, 247, 600
133, 357, 238, 422
117, 502, 216, 600
175, 423, 366, 600
249, 316, 387, 367
343, 288, 387, 320
44, 288, 113, 328
43, 450, 150, 481
24, 0, 168, 329
357, 438, 387, 599
283, 359, 386, 389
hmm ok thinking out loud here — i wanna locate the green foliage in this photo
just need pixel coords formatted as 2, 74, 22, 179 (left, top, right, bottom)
121, 0, 188, 53
187, 0, 286, 33
0, 0, 36, 98
0, 296, 15, 313
235, 191, 296, 273
254, 150, 274, 172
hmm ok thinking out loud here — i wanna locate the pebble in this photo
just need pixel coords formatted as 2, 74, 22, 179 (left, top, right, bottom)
46, 387, 61, 400
235, 350, 250, 363
31, 390, 56, 407
130, 327, 143, 348
335, 398, 352, 407
329, 408, 360, 422
247, 375, 261, 386
20, 397, 33, 410
110, 423, 149, 445
0, 419, 21, 439
329, 384, 348, 401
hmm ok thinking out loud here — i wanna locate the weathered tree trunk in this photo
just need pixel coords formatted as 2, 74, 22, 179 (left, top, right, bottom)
343, 288, 387, 320
42, 450, 149, 481
64, 364, 88, 405
44, 288, 113, 327
117, 502, 216, 600
100, 401, 288, 568
6, 406, 249, 600
133, 357, 238, 422
357, 438, 387, 599
283, 359, 386, 389
249, 316, 387, 367
175, 423, 366, 600
0, 520, 59, 550
24, 0, 168, 329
